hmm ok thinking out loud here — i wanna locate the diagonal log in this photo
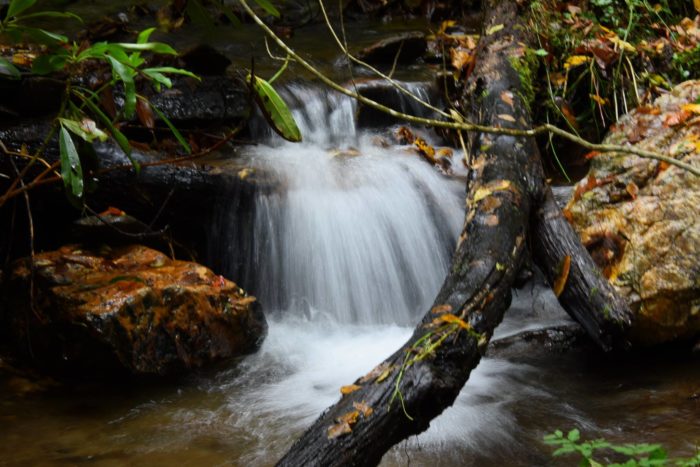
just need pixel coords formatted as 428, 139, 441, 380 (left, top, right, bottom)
278, 1, 545, 464
531, 187, 634, 351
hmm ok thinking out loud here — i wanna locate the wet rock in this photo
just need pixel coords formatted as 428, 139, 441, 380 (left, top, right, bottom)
4, 244, 266, 377
565, 80, 700, 345
356, 32, 427, 65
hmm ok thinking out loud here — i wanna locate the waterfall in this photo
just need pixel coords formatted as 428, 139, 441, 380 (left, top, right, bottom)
219, 82, 465, 325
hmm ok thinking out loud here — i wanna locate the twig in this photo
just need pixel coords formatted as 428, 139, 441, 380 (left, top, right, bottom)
239, 0, 700, 177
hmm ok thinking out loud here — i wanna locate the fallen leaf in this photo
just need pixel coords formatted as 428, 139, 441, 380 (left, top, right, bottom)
136, 99, 155, 129
664, 109, 692, 127
695, 0, 700, 13
473, 180, 512, 202
338, 410, 360, 425
414, 137, 436, 162
626, 182, 639, 200
450, 48, 473, 70
500, 91, 514, 108
360, 362, 392, 384
434, 313, 472, 330
552, 255, 571, 297
590, 94, 608, 106
682, 103, 700, 114
486, 24, 504, 35
431, 304, 453, 314
340, 384, 361, 395
584, 150, 601, 159
327, 422, 352, 439
497, 114, 516, 122
564, 55, 591, 70
353, 401, 374, 418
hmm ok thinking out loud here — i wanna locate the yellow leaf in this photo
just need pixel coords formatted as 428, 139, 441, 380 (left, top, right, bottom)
438, 20, 457, 35
695, 0, 700, 14
473, 180, 512, 202
340, 384, 361, 395
338, 410, 360, 425
590, 94, 608, 106
359, 362, 391, 383
682, 103, 700, 114
375, 366, 393, 383
564, 55, 591, 70
431, 304, 452, 314
486, 24, 504, 35
552, 255, 571, 297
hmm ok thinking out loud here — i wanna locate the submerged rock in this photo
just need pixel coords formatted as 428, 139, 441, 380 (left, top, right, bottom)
3, 245, 266, 377
565, 80, 700, 345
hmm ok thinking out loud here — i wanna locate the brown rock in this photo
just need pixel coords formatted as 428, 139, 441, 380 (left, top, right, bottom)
4, 244, 266, 376
566, 80, 700, 345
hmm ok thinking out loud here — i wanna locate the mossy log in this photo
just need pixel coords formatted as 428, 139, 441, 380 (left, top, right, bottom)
278, 0, 633, 465
279, 1, 543, 465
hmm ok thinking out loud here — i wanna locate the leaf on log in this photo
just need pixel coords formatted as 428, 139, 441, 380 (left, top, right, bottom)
340, 384, 361, 395
552, 255, 571, 297
497, 114, 516, 122
352, 401, 373, 418
432, 313, 472, 330
359, 361, 392, 384
430, 304, 452, 314
473, 180, 513, 202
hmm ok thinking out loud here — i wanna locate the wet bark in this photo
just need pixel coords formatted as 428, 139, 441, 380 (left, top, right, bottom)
278, 1, 545, 465
531, 188, 634, 351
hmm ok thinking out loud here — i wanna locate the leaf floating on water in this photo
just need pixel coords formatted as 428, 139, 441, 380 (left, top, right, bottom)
247, 73, 302, 143
552, 255, 571, 297
353, 401, 373, 418
340, 384, 361, 395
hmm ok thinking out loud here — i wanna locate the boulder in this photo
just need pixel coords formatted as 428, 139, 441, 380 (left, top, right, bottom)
565, 80, 700, 345
3, 244, 266, 376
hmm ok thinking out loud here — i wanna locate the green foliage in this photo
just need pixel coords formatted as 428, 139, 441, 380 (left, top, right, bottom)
545, 429, 700, 467
248, 72, 302, 142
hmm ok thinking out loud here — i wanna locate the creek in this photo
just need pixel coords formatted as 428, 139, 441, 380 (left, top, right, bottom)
1, 9, 699, 467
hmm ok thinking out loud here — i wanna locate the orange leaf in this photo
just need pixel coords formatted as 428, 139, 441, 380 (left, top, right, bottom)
327, 422, 352, 439
664, 110, 691, 127
340, 384, 361, 395
626, 182, 639, 200
552, 255, 571, 297
431, 304, 453, 314
414, 137, 436, 162
434, 313, 471, 330
584, 150, 601, 159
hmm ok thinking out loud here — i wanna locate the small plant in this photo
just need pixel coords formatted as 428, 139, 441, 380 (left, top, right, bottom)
545, 429, 700, 467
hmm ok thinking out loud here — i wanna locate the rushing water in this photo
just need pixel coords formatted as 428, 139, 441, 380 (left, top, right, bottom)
1, 83, 699, 466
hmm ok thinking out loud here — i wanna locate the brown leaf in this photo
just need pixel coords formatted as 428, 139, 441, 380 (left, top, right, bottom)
626, 182, 639, 200
552, 255, 571, 297
136, 99, 155, 130
450, 48, 473, 70
338, 410, 360, 425
340, 384, 361, 395
359, 362, 392, 384
497, 114, 516, 122
433, 313, 471, 330
353, 401, 374, 418
327, 421, 352, 439
414, 137, 436, 163
664, 109, 692, 127
500, 91, 514, 108
431, 304, 453, 314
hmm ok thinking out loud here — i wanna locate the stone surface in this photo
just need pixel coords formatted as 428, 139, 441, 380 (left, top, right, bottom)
565, 80, 700, 344
3, 244, 266, 376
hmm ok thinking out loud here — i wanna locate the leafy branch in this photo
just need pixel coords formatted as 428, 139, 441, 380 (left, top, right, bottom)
238, 0, 700, 177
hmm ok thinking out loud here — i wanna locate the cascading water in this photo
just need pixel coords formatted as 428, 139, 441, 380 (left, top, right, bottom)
201, 83, 574, 464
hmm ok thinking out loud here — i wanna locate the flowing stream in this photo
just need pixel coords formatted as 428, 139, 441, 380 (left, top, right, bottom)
1, 83, 699, 466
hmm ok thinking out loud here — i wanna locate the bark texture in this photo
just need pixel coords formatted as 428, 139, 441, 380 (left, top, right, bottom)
278, 1, 544, 464
531, 188, 634, 351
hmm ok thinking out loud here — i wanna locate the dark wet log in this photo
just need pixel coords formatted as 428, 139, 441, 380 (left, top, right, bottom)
531, 188, 634, 350
278, 1, 544, 465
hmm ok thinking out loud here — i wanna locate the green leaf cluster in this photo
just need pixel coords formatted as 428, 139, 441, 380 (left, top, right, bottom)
545, 429, 700, 467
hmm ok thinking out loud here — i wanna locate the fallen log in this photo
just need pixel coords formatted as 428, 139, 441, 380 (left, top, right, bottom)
278, 1, 544, 464
531, 187, 634, 351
